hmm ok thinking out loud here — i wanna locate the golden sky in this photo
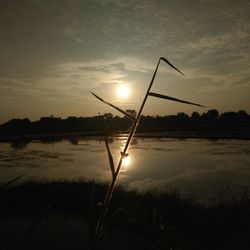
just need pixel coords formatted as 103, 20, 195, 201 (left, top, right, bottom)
0, 0, 249, 123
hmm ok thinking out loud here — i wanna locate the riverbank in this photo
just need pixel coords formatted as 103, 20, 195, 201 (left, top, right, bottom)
1, 180, 250, 250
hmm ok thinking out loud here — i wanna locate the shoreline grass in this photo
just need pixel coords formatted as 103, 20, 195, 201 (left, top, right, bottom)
1, 180, 250, 250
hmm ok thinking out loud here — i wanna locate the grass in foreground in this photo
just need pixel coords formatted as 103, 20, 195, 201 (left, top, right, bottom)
1, 180, 250, 250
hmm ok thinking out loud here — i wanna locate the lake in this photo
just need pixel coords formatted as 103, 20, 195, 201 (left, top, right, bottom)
1, 136, 250, 200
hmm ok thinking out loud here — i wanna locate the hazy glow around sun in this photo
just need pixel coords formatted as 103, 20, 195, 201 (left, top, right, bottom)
117, 85, 129, 98
123, 156, 131, 166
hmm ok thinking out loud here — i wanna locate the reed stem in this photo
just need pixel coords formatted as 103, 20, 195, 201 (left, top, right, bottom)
94, 58, 161, 248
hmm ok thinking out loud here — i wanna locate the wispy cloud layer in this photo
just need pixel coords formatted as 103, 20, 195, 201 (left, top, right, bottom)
0, 0, 249, 122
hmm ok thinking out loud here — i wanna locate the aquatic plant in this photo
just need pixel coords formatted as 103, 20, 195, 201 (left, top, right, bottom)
91, 57, 205, 248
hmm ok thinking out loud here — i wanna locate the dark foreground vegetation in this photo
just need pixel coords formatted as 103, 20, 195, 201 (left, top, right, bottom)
1, 109, 250, 140
1, 180, 250, 250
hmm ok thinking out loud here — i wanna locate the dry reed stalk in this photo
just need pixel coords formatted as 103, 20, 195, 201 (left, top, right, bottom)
91, 57, 204, 249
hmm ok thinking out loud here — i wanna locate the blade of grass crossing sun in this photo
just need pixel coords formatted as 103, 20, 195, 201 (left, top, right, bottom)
94, 57, 192, 249
94, 58, 162, 248
90, 92, 136, 122
148, 92, 206, 107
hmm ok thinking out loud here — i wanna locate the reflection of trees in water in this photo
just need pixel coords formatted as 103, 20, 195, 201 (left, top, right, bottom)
40, 138, 63, 144
105, 137, 113, 144
177, 138, 187, 142
94, 137, 114, 144
10, 141, 30, 150
66, 136, 115, 145
8, 136, 121, 151
67, 137, 80, 145
131, 138, 138, 145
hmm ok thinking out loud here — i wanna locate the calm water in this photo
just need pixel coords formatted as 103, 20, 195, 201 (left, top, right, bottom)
1, 137, 250, 199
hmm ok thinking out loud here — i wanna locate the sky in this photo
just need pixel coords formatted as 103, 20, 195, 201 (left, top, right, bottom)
0, 0, 249, 123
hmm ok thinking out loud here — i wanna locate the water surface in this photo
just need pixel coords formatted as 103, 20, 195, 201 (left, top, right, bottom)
1, 137, 250, 199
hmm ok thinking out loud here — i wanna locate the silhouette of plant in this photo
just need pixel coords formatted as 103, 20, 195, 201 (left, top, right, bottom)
91, 57, 205, 249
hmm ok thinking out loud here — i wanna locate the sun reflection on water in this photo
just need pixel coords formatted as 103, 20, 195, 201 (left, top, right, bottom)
119, 138, 132, 168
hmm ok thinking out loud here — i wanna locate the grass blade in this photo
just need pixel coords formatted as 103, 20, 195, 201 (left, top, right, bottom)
13, 199, 55, 250
148, 92, 205, 107
160, 57, 185, 76
90, 92, 136, 121
104, 136, 115, 178
94, 59, 162, 248
0, 174, 25, 193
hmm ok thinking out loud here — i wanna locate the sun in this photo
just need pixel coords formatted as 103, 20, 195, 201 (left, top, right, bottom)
122, 156, 131, 167
117, 85, 129, 98
122, 156, 130, 166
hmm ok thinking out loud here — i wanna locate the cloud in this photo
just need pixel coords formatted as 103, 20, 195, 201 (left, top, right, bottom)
0, 0, 250, 122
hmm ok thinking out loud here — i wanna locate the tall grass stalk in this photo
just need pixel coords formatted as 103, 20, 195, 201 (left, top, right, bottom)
92, 57, 204, 249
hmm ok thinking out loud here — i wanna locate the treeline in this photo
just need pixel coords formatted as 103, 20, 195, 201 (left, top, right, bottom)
0, 109, 249, 135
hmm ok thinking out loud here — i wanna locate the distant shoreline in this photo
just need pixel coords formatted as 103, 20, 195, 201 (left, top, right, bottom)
1, 110, 249, 142
0, 129, 250, 141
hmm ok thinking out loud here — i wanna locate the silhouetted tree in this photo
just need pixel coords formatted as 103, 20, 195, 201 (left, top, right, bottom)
125, 109, 137, 117
0, 118, 31, 134
104, 113, 113, 120
0, 110, 249, 135
191, 112, 200, 121
220, 112, 238, 122
204, 109, 219, 122
238, 110, 249, 122
177, 112, 189, 121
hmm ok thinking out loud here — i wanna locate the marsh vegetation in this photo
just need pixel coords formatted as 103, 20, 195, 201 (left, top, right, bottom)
1, 180, 250, 250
